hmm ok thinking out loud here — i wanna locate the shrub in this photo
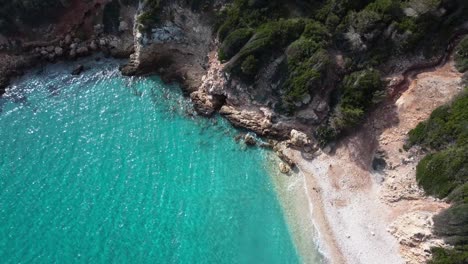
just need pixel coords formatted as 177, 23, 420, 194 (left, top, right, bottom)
331, 69, 383, 129
302, 20, 330, 46
218, 28, 253, 61
429, 246, 468, 264
433, 203, 468, 246
217, 4, 241, 41
284, 48, 330, 106
448, 183, 468, 204
216, 0, 285, 41
0, 0, 66, 33
237, 19, 305, 58
138, 0, 161, 29
315, 125, 338, 147
241, 55, 259, 77
225, 19, 306, 73
286, 36, 325, 66
407, 91, 468, 150
416, 146, 468, 199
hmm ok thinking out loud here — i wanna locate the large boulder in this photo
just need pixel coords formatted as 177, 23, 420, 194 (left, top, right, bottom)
54, 47, 64, 56
289, 129, 310, 147
76, 46, 89, 56
190, 90, 225, 116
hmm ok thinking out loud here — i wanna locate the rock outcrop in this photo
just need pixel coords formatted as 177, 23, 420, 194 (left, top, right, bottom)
121, 2, 215, 93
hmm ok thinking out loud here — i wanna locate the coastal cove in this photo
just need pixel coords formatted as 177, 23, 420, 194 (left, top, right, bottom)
0, 58, 324, 263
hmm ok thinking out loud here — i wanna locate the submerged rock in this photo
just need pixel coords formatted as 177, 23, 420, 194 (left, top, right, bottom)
244, 133, 256, 146
71, 65, 84, 75
279, 162, 291, 174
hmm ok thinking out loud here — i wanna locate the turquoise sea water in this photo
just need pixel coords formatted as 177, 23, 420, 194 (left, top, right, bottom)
0, 59, 302, 263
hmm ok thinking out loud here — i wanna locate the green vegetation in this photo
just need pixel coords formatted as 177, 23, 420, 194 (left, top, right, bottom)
407, 91, 468, 150
455, 36, 468, 73
218, 28, 254, 61
317, 69, 384, 145
214, 0, 467, 146
226, 18, 306, 75
0, 0, 66, 34
216, 0, 285, 41
137, 0, 161, 30
416, 146, 467, 198
429, 246, 468, 264
407, 88, 468, 263
240, 55, 259, 77
332, 69, 383, 129
284, 48, 330, 106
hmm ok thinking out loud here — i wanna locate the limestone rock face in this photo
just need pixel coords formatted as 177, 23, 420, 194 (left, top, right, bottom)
219, 106, 273, 136
120, 3, 213, 92
389, 211, 445, 263
190, 90, 225, 116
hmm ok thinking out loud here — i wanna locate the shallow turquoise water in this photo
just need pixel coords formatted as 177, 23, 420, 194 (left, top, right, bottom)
0, 59, 301, 263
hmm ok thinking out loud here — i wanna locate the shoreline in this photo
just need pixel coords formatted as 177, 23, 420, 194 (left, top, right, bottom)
2, 34, 463, 264
2, 2, 466, 262
265, 151, 344, 264
282, 147, 404, 264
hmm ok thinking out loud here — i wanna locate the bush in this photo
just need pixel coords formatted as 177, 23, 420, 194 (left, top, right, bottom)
237, 19, 305, 58
416, 146, 468, 199
219, 28, 253, 61
429, 246, 468, 264
407, 91, 468, 150
455, 36, 468, 73
434, 203, 468, 246
138, 0, 161, 30
302, 20, 330, 46
284, 48, 330, 106
286, 38, 322, 65
331, 69, 383, 129
240, 55, 259, 77
448, 183, 468, 204
216, 0, 285, 41
225, 19, 306, 73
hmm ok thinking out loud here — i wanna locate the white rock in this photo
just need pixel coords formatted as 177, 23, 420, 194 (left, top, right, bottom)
279, 162, 291, 174
99, 39, 107, 46
54, 47, 63, 56
119, 21, 129, 32
289, 129, 310, 147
